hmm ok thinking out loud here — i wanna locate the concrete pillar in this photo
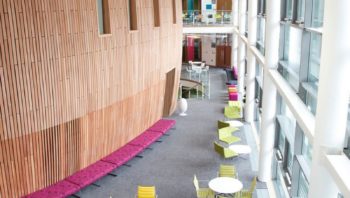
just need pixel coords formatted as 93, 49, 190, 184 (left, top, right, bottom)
258, 0, 281, 182
244, 0, 258, 123
232, 0, 239, 67
233, 0, 239, 28
308, 0, 350, 197
237, 0, 247, 94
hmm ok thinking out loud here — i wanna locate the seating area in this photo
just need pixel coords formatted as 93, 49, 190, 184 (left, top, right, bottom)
225, 67, 238, 86
55, 68, 261, 198
25, 119, 176, 198
201, 74, 257, 197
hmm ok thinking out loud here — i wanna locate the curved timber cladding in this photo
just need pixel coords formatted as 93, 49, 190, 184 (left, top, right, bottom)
0, 0, 182, 196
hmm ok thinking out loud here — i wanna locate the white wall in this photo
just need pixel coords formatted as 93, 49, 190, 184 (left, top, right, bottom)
201, 36, 216, 66
201, 0, 217, 23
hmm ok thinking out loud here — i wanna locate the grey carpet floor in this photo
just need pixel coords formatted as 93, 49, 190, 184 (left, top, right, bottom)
72, 68, 266, 198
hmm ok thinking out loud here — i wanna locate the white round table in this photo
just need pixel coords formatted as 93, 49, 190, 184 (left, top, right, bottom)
229, 145, 252, 154
209, 177, 243, 196
225, 120, 244, 128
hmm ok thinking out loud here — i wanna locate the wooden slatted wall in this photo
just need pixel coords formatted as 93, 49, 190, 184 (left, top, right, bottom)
0, 0, 183, 196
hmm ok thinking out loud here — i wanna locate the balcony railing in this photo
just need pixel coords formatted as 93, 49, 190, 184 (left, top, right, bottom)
183, 10, 233, 26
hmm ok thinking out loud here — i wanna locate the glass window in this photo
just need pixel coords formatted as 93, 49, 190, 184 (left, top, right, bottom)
308, 33, 321, 82
312, 0, 325, 27
286, 142, 294, 173
257, 17, 266, 54
302, 135, 313, 167
278, 131, 286, 155
153, 0, 160, 27
280, 25, 302, 91
97, 0, 111, 34
345, 109, 350, 159
275, 168, 287, 197
245, 13, 248, 36
172, 0, 177, 24
297, 171, 309, 198
285, 0, 293, 20
128, 0, 138, 30
258, 0, 266, 15
296, 0, 305, 23
306, 92, 317, 115
283, 26, 302, 71
301, 33, 321, 115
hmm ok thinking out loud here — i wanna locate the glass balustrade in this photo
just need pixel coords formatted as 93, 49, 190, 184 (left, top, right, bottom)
182, 10, 233, 26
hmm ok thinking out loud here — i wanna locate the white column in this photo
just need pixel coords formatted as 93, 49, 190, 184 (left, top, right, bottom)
244, 0, 258, 123
308, 0, 350, 197
231, 0, 238, 68
233, 0, 239, 27
258, 0, 280, 182
237, 0, 247, 94
232, 0, 239, 67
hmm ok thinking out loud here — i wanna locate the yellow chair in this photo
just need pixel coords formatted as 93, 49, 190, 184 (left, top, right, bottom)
218, 127, 241, 145
137, 186, 157, 198
224, 106, 241, 119
219, 164, 237, 178
218, 126, 239, 134
193, 175, 214, 198
239, 177, 257, 198
217, 120, 230, 129
214, 141, 238, 159
228, 101, 241, 107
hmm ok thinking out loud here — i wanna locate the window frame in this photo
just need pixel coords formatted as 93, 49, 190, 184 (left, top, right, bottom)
153, 0, 160, 27
97, 0, 111, 35
128, 0, 138, 31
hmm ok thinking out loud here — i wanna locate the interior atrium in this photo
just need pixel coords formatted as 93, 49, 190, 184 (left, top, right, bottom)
0, 0, 349, 198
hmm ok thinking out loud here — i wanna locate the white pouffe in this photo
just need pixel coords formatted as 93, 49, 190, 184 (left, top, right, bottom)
178, 98, 188, 116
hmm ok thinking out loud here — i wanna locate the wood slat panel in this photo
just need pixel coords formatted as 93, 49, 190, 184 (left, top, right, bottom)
0, 0, 183, 196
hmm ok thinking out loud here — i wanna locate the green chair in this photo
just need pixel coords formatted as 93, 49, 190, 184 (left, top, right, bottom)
239, 177, 257, 198
214, 141, 238, 159
193, 175, 214, 198
218, 164, 237, 178
217, 120, 230, 129
224, 106, 241, 119
218, 127, 241, 144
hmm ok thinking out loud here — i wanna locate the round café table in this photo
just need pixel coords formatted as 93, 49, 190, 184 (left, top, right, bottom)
225, 120, 244, 128
229, 145, 252, 154
209, 177, 243, 197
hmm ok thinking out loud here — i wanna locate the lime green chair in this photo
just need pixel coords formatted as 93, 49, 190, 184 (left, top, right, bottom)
239, 177, 257, 198
224, 106, 241, 119
228, 101, 241, 107
219, 164, 237, 178
218, 126, 239, 134
218, 120, 230, 129
137, 186, 157, 198
218, 127, 241, 144
217, 196, 240, 198
214, 141, 238, 159
193, 175, 214, 198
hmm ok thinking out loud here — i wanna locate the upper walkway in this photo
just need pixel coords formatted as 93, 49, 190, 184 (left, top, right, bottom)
182, 10, 235, 34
